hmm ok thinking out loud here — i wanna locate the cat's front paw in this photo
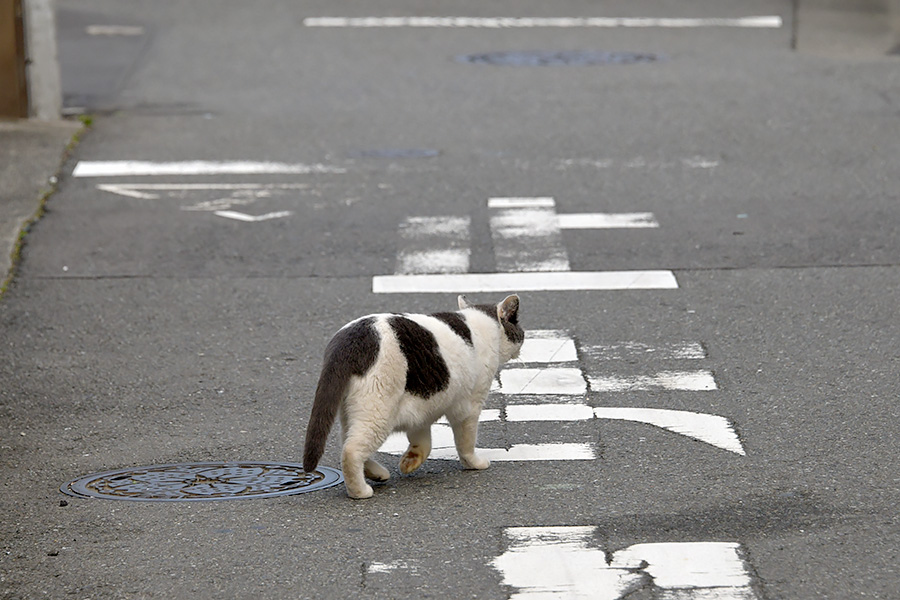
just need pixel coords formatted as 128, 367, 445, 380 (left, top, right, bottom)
399, 448, 427, 474
460, 454, 490, 470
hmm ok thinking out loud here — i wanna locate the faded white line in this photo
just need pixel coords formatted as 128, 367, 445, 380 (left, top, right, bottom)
85, 25, 144, 36
583, 341, 706, 361
555, 156, 720, 170
372, 270, 678, 293
305, 16, 783, 28
499, 367, 587, 395
396, 216, 470, 274
74, 161, 345, 177
213, 210, 293, 223
557, 212, 659, 229
367, 560, 420, 575
589, 370, 717, 391
96, 183, 311, 200
490, 198, 570, 272
491, 527, 759, 600
594, 407, 744, 455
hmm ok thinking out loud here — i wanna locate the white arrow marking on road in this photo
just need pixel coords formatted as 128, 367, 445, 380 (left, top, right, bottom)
594, 407, 745, 455
74, 161, 345, 177
304, 16, 783, 29
214, 210, 293, 222
96, 183, 311, 200
491, 527, 759, 600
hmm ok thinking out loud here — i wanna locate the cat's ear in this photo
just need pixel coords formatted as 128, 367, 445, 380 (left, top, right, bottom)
498, 294, 520, 324
458, 294, 473, 310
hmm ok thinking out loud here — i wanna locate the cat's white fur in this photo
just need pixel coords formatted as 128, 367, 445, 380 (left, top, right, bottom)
303, 295, 523, 498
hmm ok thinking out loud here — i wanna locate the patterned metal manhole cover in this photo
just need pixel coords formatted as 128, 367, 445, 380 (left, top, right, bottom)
61, 462, 343, 502
458, 50, 661, 66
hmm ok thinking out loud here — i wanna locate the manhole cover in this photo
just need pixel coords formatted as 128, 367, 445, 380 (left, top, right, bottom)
61, 462, 343, 502
458, 50, 661, 66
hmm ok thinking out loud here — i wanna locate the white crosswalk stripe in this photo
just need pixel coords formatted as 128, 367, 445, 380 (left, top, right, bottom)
395, 216, 470, 274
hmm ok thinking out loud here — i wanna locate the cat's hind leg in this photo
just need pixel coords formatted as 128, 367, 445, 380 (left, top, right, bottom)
399, 427, 432, 474
340, 408, 392, 499
448, 414, 490, 470
364, 459, 390, 482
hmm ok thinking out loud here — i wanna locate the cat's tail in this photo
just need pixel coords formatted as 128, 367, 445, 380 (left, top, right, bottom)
303, 362, 345, 473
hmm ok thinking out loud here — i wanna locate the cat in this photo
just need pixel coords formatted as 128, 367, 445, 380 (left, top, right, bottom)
303, 294, 524, 498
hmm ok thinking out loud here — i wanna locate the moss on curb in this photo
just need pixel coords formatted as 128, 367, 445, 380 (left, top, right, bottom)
0, 116, 92, 300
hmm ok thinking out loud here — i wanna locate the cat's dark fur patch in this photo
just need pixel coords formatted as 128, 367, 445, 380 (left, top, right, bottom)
327, 317, 380, 376
303, 317, 379, 472
388, 315, 450, 398
431, 311, 473, 346
473, 303, 524, 346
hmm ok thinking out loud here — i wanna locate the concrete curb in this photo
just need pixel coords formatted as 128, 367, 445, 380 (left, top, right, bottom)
796, 0, 900, 57
0, 118, 85, 298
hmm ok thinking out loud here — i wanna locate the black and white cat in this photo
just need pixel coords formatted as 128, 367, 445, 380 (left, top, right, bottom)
303, 294, 524, 498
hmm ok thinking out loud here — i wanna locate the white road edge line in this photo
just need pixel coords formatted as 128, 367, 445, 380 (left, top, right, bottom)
73, 160, 346, 177
372, 270, 678, 293
304, 16, 783, 29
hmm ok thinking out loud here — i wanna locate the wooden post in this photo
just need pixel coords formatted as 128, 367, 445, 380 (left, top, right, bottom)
0, 0, 29, 119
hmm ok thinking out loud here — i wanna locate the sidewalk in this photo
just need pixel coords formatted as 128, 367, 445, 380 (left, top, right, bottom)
0, 118, 83, 296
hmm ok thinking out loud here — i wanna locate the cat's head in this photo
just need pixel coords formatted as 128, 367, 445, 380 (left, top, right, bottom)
459, 294, 525, 362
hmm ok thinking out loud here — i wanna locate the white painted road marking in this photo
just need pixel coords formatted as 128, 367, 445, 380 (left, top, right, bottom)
377, 197, 672, 293
396, 216, 470, 274
506, 404, 595, 422
85, 25, 145, 36
213, 210, 293, 223
557, 212, 659, 229
304, 16, 783, 29
73, 160, 345, 177
96, 182, 310, 200
499, 368, 587, 395
584, 341, 706, 361
554, 156, 720, 170
489, 197, 570, 272
515, 330, 578, 363
588, 370, 718, 392
372, 270, 679, 293
491, 527, 759, 600
378, 395, 743, 458
487, 197, 555, 209
379, 425, 595, 461
594, 407, 745, 455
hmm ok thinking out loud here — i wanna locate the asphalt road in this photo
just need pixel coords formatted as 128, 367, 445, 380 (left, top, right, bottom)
2, 0, 899, 598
